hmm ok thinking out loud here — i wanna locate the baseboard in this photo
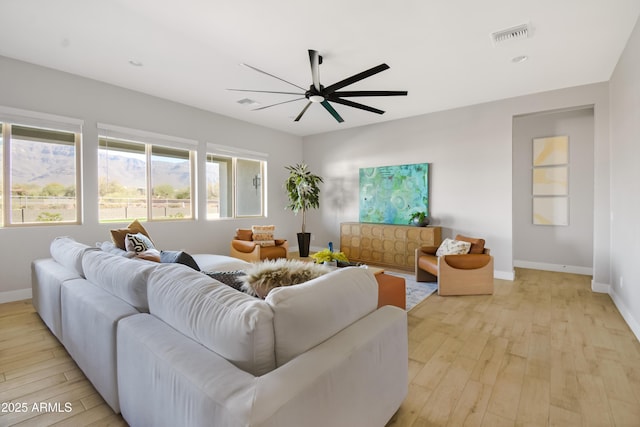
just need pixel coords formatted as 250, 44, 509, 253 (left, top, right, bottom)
591, 280, 610, 294
513, 260, 593, 276
0, 288, 32, 304
609, 287, 640, 342
495, 270, 515, 281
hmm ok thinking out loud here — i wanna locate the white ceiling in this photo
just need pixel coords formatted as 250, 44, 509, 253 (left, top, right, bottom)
1, 0, 639, 136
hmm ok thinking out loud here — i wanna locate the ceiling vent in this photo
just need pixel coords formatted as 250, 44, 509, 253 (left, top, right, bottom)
491, 23, 531, 45
237, 98, 260, 107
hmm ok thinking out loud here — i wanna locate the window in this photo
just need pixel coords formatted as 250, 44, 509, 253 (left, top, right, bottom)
206, 155, 232, 219
99, 136, 194, 222
1, 122, 81, 226
98, 138, 147, 221
206, 150, 266, 219
236, 158, 264, 217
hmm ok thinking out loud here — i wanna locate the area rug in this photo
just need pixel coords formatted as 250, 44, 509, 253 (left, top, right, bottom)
383, 271, 438, 311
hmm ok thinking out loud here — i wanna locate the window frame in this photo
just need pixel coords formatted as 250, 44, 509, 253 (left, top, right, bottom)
1, 112, 83, 227
206, 144, 268, 220
98, 134, 196, 223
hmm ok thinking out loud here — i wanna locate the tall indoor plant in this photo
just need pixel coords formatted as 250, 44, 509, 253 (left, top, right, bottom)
284, 163, 323, 257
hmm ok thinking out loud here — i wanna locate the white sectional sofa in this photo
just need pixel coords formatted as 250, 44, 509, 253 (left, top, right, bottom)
31, 237, 409, 427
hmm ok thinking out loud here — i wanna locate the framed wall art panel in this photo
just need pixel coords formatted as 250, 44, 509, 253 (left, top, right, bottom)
532, 166, 568, 195
533, 197, 569, 226
533, 136, 568, 166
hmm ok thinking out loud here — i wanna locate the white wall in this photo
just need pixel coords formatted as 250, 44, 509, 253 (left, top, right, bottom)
303, 83, 610, 283
513, 108, 595, 274
0, 56, 303, 301
609, 17, 640, 339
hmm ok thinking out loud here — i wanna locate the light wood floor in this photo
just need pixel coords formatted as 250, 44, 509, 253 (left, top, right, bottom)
1, 268, 639, 426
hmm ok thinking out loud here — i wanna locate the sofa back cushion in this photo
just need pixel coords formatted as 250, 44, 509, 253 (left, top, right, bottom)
147, 264, 276, 376
82, 250, 156, 311
266, 267, 378, 366
50, 236, 97, 278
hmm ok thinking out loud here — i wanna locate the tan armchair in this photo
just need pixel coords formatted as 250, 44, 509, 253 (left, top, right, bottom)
415, 234, 494, 296
230, 228, 289, 262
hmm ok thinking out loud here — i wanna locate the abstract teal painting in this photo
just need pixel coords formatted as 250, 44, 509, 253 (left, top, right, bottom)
359, 163, 429, 224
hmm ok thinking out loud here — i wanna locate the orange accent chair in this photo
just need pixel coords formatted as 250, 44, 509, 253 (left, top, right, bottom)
415, 234, 494, 296
230, 228, 289, 262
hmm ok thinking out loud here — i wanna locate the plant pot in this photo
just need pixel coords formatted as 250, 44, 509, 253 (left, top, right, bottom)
411, 217, 430, 227
297, 232, 312, 257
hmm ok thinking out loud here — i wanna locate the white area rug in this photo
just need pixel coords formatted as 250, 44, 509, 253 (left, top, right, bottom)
384, 271, 438, 311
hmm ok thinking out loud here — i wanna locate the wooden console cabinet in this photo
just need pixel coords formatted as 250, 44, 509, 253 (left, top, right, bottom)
340, 222, 442, 271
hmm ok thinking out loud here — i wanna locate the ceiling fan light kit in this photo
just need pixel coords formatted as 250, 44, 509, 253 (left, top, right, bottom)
229, 49, 408, 123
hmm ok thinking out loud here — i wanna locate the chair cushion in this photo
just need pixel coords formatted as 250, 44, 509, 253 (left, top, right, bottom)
442, 254, 492, 269
252, 225, 276, 247
235, 228, 253, 241
417, 254, 439, 276
454, 235, 486, 254
258, 245, 287, 260
232, 239, 258, 253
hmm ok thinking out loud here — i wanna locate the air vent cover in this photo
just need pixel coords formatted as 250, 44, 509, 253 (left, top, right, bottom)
491, 23, 531, 45
237, 98, 260, 107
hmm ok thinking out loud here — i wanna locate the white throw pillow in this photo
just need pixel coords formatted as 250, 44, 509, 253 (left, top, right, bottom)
125, 232, 155, 253
435, 238, 472, 256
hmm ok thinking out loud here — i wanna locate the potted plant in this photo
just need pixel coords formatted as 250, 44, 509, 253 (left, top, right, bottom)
284, 163, 324, 257
409, 211, 430, 227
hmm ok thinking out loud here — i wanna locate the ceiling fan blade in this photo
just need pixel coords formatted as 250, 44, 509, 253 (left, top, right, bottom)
321, 100, 344, 123
332, 90, 408, 97
227, 88, 305, 95
326, 96, 385, 115
252, 97, 306, 111
241, 63, 306, 91
309, 50, 321, 92
323, 64, 390, 95
294, 102, 313, 122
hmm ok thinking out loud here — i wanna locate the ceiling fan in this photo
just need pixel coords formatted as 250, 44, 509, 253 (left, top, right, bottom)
229, 50, 408, 123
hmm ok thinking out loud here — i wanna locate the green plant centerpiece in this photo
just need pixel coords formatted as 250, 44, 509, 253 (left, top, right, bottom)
284, 163, 324, 257
409, 211, 430, 227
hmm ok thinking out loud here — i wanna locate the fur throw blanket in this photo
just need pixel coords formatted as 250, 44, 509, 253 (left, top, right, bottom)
241, 259, 331, 298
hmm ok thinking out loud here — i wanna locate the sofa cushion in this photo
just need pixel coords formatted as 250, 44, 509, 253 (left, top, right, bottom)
147, 264, 276, 376
454, 235, 486, 254
96, 240, 130, 257
435, 238, 471, 256
50, 236, 97, 278
191, 254, 251, 272
266, 267, 378, 367
82, 250, 157, 311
